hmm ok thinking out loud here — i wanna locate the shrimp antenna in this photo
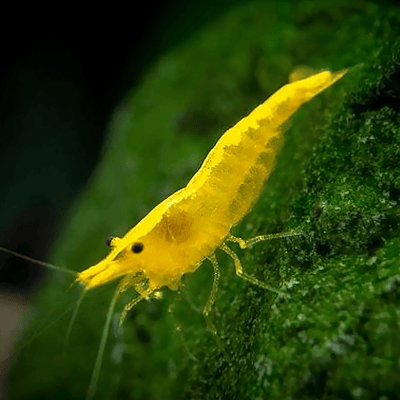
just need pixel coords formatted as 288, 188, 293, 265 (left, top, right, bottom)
0, 246, 77, 277
0, 301, 79, 368
64, 289, 87, 354
86, 279, 143, 400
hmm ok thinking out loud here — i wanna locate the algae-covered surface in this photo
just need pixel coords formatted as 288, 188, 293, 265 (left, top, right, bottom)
9, 1, 400, 399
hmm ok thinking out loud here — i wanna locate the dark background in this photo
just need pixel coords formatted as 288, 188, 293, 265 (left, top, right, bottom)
3, 1, 400, 399
0, 0, 241, 295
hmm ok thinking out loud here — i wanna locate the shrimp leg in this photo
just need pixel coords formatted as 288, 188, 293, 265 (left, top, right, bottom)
203, 254, 221, 337
168, 303, 197, 360
226, 231, 300, 249
118, 296, 144, 327
220, 242, 283, 295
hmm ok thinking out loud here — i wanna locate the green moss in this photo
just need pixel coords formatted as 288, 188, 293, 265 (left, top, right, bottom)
9, 1, 400, 399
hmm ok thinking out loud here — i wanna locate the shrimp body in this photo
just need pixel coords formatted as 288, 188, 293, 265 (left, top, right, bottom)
78, 69, 347, 297
74, 69, 349, 400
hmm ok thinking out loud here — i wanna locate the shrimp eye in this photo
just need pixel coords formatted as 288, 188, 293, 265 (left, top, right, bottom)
105, 235, 115, 247
131, 242, 144, 253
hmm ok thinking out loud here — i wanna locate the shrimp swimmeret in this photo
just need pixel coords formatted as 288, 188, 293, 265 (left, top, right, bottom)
2, 68, 347, 399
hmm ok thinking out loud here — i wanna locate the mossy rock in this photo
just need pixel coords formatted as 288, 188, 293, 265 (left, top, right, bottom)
9, 1, 400, 399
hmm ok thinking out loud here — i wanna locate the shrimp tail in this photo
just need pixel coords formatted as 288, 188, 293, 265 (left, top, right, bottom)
240, 69, 348, 133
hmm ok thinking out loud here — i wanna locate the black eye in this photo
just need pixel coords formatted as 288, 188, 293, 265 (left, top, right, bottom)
105, 235, 115, 247
131, 242, 144, 253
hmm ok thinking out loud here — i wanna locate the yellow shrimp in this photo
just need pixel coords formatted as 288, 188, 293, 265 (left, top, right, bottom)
79, 69, 347, 299
2, 68, 347, 400
77, 68, 347, 399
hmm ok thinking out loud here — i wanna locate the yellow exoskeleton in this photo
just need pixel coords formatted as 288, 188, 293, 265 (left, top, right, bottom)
79, 69, 347, 314
1, 68, 347, 399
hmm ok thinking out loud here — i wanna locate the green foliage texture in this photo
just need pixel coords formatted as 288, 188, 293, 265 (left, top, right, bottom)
9, 1, 400, 399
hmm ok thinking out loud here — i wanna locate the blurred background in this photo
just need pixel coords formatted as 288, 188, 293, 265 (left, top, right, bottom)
1, 0, 400, 399
0, 0, 243, 296
0, 1, 241, 397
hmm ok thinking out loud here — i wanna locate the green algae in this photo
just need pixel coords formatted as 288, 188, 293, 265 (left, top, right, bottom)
9, 2, 400, 399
